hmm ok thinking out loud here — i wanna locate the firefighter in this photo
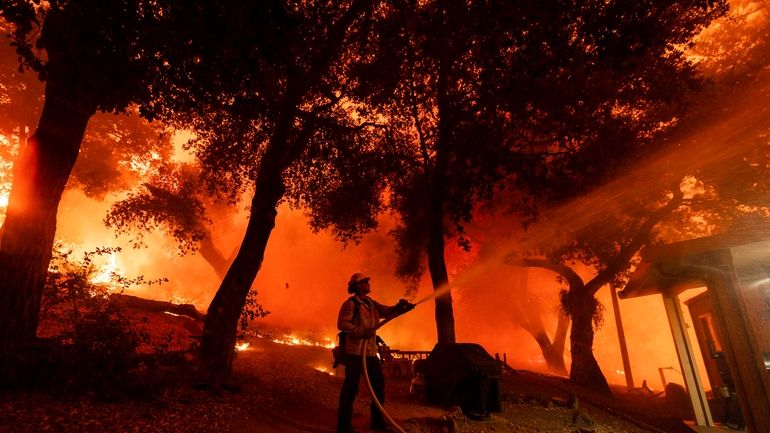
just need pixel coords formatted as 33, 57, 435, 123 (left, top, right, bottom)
336, 272, 414, 433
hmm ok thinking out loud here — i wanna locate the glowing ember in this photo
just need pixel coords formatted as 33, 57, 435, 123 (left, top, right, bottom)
272, 335, 302, 346
169, 293, 196, 306
235, 342, 251, 351
314, 366, 334, 375
257, 333, 336, 349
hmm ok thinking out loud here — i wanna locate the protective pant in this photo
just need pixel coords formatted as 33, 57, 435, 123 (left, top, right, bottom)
336, 354, 385, 432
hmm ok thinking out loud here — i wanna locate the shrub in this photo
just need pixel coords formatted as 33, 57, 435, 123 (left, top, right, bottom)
32, 244, 179, 396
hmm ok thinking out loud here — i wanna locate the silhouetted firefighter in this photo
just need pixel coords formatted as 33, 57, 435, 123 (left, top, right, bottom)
335, 273, 414, 433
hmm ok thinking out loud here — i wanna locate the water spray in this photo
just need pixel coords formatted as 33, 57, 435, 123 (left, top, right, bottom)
413, 283, 452, 306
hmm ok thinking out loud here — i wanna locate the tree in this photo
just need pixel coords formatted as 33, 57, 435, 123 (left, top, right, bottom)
140, 0, 392, 381
0, 0, 166, 371
510, 0, 770, 391
105, 162, 235, 279
509, 268, 569, 376
353, 0, 541, 344
0, 0, 192, 375
350, 0, 727, 350
514, 187, 686, 394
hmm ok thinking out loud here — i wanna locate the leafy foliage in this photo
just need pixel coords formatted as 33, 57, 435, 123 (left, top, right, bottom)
141, 0, 397, 243
238, 290, 270, 337
33, 244, 172, 393
105, 163, 211, 254
72, 112, 173, 200
346, 0, 728, 287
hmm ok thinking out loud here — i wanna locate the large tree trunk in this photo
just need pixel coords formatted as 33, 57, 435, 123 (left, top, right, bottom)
511, 268, 568, 375
511, 298, 569, 375
569, 291, 611, 395
426, 33, 457, 345
535, 331, 568, 376
520, 310, 568, 376
426, 204, 455, 344
0, 84, 94, 371
426, 124, 456, 344
199, 153, 286, 383
551, 310, 569, 373
198, 73, 301, 382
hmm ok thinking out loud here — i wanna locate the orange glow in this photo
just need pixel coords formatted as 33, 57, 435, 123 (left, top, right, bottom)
89, 253, 119, 286
171, 130, 197, 163
235, 342, 251, 351
0, 133, 30, 224
314, 366, 334, 375
260, 332, 336, 349
5, 0, 765, 395
50, 187, 695, 387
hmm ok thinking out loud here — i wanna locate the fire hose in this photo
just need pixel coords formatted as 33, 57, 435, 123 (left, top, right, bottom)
360, 301, 422, 433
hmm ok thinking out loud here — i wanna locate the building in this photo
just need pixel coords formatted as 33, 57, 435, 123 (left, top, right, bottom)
620, 231, 770, 433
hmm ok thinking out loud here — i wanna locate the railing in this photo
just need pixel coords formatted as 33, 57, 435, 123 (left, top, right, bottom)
387, 350, 431, 361
379, 349, 431, 378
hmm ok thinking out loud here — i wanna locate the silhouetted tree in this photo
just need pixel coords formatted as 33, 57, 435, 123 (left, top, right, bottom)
514, 187, 686, 394
509, 268, 569, 376
139, 0, 389, 381
0, 0, 166, 372
511, 2, 770, 392
105, 162, 235, 279
351, 0, 727, 357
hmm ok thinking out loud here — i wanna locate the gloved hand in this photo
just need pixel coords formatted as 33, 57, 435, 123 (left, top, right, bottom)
397, 298, 416, 313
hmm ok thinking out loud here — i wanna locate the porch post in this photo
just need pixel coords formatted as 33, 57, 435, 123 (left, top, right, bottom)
662, 292, 714, 427
610, 284, 635, 389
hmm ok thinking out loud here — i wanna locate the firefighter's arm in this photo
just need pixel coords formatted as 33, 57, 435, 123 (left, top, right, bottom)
375, 298, 414, 320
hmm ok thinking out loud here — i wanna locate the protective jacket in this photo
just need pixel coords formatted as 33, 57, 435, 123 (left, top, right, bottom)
337, 295, 401, 356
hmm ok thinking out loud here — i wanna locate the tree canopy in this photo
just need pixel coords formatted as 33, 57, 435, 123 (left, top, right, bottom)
335, 0, 728, 349
0, 0, 738, 393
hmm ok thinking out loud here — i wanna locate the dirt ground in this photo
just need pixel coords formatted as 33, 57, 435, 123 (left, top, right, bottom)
0, 315, 697, 433
0, 336, 694, 433
226, 336, 695, 433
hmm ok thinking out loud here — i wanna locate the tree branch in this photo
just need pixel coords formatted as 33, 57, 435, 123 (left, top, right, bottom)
586, 187, 685, 294
511, 258, 584, 291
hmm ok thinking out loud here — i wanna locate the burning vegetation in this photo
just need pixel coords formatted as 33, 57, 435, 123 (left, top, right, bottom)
1, 0, 770, 432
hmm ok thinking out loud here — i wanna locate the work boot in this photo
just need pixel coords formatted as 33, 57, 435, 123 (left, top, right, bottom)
370, 422, 394, 432
337, 425, 360, 433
